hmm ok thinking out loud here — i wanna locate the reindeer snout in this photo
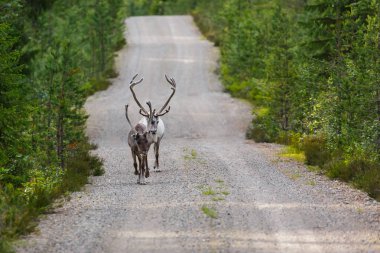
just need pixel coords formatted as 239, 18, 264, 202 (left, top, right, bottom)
150, 130, 157, 135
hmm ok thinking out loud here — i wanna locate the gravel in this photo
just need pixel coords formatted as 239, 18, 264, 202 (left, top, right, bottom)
16, 16, 380, 253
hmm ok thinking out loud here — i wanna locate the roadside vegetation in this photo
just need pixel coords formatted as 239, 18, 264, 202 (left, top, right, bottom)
126, 0, 379, 201
2, 0, 379, 251
0, 0, 125, 251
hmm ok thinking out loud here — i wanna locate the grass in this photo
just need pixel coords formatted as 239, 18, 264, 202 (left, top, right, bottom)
202, 186, 217, 196
280, 146, 306, 163
289, 172, 302, 181
212, 196, 225, 201
220, 191, 230, 196
215, 179, 224, 184
183, 148, 198, 160
201, 205, 218, 219
307, 165, 322, 173
198, 179, 230, 219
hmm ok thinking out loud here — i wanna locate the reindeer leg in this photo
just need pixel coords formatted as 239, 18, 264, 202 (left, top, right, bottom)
154, 140, 161, 172
139, 155, 146, 185
132, 150, 139, 175
145, 155, 150, 178
137, 155, 142, 184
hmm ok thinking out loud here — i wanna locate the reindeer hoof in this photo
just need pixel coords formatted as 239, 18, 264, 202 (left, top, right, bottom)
139, 181, 147, 185
145, 171, 150, 178
134, 170, 139, 175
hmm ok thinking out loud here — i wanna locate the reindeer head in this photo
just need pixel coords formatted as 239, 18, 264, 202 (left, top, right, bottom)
131, 130, 151, 157
129, 74, 176, 135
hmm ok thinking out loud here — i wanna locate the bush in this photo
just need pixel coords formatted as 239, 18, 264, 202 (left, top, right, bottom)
324, 156, 380, 200
354, 166, 380, 201
302, 135, 331, 167
246, 107, 279, 142
324, 159, 351, 180
0, 139, 103, 251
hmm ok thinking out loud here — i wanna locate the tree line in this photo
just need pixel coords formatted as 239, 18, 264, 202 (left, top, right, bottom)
126, 0, 380, 200
0, 0, 125, 251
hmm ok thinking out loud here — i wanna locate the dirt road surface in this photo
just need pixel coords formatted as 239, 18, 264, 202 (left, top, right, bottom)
17, 16, 379, 253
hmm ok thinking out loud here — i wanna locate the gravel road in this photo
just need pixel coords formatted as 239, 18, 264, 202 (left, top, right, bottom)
17, 16, 379, 253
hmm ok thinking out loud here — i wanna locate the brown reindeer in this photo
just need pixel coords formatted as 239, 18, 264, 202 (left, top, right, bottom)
125, 103, 154, 185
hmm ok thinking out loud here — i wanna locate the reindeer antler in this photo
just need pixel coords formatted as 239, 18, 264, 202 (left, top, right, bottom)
129, 74, 149, 115
146, 101, 153, 116
156, 75, 176, 115
125, 104, 133, 129
155, 106, 171, 117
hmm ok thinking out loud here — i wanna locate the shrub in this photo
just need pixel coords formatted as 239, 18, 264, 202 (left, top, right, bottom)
246, 107, 279, 142
0, 139, 103, 251
354, 166, 380, 201
324, 159, 351, 180
302, 135, 331, 167
324, 156, 380, 200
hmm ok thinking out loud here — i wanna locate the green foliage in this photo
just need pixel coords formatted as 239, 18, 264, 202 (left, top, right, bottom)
125, 0, 196, 16
302, 135, 331, 167
0, 138, 103, 250
354, 165, 380, 201
324, 156, 380, 200
185, 0, 380, 199
280, 146, 306, 163
246, 107, 279, 142
0, 0, 123, 250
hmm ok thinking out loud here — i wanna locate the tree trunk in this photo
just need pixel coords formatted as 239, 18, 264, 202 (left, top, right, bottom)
377, 89, 380, 150
57, 75, 65, 169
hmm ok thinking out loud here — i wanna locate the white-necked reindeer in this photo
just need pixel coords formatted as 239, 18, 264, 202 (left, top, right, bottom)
129, 74, 176, 172
125, 102, 154, 185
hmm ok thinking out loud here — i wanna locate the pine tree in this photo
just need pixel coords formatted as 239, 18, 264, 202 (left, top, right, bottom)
264, 6, 297, 132
0, 2, 32, 183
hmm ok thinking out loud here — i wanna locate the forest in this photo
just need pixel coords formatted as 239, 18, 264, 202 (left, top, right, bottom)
1, 0, 379, 251
0, 0, 125, 251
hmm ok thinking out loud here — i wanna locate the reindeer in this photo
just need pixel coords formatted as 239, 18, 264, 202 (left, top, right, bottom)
125, 103, 154, 185
129, 74, 176, 172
